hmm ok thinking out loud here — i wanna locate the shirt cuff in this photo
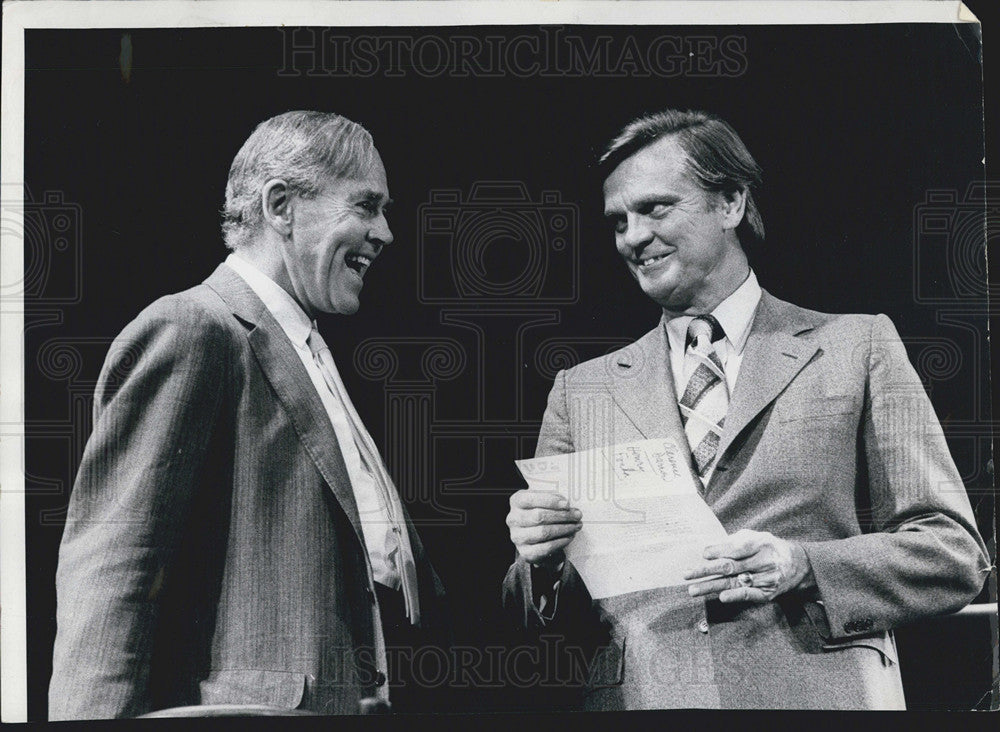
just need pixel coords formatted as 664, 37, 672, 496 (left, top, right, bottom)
530, 562, 564, 621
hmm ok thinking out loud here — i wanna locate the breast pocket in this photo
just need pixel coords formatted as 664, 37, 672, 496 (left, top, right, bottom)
198, 669, 308, 709
768, 396, 861, 480
778, 395, 859, 427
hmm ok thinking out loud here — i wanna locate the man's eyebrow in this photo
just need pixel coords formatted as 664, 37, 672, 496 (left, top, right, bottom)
357, 189, 393, 206
605, 193, 678, 215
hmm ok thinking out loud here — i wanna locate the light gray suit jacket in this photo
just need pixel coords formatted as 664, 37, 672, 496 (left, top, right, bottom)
49, 264, 448, 719
503, 290, 988, 709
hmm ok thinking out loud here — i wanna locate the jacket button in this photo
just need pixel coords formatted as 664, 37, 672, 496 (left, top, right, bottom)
374, 671, 387, 687
696, 618, 710, 634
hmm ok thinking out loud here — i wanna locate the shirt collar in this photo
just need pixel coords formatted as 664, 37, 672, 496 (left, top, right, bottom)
663, 269, 762, 355
223, 252, 314, 349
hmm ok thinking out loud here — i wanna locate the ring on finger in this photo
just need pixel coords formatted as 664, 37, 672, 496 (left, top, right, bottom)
736, 572, 754, 588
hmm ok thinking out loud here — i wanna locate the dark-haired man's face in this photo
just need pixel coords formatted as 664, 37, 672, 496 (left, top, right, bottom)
603, 135, 745, 315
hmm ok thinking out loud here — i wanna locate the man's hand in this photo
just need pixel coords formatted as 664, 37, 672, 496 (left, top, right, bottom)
683, 529, 815, 603
506, 489, 582, 570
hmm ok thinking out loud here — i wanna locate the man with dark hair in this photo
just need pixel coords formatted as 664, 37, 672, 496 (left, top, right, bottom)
49, 111, 448, 719
503, 109, 988, 709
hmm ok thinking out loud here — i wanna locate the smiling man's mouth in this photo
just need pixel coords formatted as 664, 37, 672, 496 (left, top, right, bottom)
345, 253, 373, 276
638, 253, 670, 269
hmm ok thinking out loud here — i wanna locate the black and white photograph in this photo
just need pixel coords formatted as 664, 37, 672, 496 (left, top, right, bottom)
1, 0, 996, 722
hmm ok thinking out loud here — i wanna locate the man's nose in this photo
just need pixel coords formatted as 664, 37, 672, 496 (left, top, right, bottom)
368, 213, 393, 248
620, 213, 654, 252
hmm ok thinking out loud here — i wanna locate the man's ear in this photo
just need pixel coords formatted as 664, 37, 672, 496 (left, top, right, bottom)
718, 187, 748, 231
261, 179, 293, 236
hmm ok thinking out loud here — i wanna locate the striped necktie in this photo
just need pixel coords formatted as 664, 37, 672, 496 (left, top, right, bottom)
308, 328, 421, 625
679, 315, 729, 482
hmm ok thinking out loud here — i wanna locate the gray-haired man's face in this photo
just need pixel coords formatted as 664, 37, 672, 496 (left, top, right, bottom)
280, 154, 394, 316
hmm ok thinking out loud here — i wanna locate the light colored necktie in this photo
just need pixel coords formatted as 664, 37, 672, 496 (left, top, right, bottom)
307, 327, 421, 625
679, 315, 729, 482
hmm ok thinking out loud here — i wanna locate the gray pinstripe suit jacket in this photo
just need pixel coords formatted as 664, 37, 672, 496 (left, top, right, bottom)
503, 290, 988, 709
49, 264, 448, 719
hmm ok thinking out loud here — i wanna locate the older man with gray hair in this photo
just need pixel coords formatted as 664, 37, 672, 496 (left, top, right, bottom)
49, 111, 449, 719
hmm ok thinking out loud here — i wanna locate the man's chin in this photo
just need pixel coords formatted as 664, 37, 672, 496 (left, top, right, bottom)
637, 266, 677, 290
311, 293, 360, 316
330, 297, 361, 315
639, 281, 679, 307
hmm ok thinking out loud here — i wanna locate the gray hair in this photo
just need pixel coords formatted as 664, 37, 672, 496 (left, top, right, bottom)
221, 110, 377, 249
599, 109, 765, 244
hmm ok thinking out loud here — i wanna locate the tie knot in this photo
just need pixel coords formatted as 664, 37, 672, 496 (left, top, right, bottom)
686, 314, 725, 350
307, 327, 329, 358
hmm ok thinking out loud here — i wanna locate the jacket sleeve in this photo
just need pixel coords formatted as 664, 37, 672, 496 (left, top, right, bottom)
48, 297, 232, 720
502, 369, 604, 634
799, 314, 990, 641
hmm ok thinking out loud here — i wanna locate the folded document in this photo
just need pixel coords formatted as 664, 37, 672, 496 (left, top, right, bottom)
515, 437, 728, 599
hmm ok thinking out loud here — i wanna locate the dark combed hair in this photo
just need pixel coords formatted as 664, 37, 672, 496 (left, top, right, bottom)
599, 109, 765, 243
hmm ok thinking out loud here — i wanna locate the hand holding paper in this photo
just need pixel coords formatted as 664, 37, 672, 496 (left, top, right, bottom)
506, 489, 582, 570
514, 437, 728, 599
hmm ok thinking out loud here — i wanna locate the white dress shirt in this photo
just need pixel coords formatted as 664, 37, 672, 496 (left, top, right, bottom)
224, 253, 402, 589
663, 269, 762, 398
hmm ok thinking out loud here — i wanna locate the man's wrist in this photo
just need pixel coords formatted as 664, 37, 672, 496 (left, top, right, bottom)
791, 541, 816, 590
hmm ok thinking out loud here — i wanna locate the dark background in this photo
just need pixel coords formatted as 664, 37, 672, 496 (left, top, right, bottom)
21, 23, 996, 718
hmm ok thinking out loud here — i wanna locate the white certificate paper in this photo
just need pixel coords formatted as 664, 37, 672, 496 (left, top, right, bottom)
515, 437, 728, 599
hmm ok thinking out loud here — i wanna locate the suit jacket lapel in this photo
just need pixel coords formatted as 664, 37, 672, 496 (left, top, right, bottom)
608, 321, 692, 467
715, 290, 821, 461
203, 264, 366, 548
